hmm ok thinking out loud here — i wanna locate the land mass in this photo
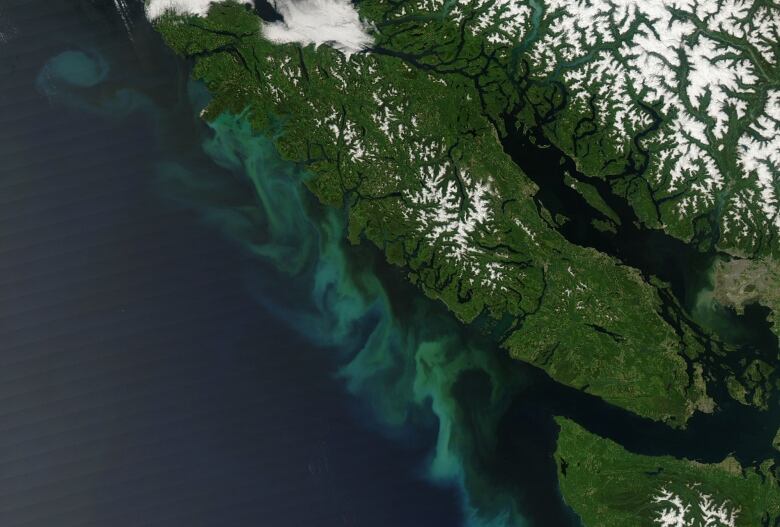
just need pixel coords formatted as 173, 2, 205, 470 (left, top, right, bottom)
555, 417, 780, 527
149, 0, 780, 524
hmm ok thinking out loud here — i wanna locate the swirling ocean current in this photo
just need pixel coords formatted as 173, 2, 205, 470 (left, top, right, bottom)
4, 2, 778, 527
0, 2, 576, 526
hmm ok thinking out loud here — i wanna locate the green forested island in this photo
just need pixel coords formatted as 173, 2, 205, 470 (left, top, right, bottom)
149, 0, 780, 524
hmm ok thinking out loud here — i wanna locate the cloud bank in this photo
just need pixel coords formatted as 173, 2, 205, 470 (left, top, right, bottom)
262, 0, 373, 56
145, 0, 373, 56
145, 0, 254, 19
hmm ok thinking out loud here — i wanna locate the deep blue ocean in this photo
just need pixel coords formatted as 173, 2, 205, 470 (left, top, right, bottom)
0, 2, 464, 525
1, 2, 778, 527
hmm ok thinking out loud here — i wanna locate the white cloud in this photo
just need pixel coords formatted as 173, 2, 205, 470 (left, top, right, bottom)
145, 0, 372, 56
262, 0, 373, 56
145, 0, 254, 19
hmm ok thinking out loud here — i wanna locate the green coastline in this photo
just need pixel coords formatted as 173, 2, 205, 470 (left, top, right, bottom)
155, 2, 705, 425
555, 417, 780, 527
160, 109, 548, 526
149, 2, 780, 525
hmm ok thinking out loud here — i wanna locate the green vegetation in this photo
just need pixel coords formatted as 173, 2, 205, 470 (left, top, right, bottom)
150, 2, 780, 525
774, 428, 780, 452
555, 417, 780, 527
153, 3, 714, 424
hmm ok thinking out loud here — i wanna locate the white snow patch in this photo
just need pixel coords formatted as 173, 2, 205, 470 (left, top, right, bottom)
524, 0, 780, 243
408, 165, 494, 264
737, 90, 780, 224
652, 485, 740, 527
262, 0, 373, 56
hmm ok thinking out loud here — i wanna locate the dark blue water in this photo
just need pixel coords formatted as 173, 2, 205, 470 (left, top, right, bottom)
3, 2, 779, 527
0, 2, 462, 525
